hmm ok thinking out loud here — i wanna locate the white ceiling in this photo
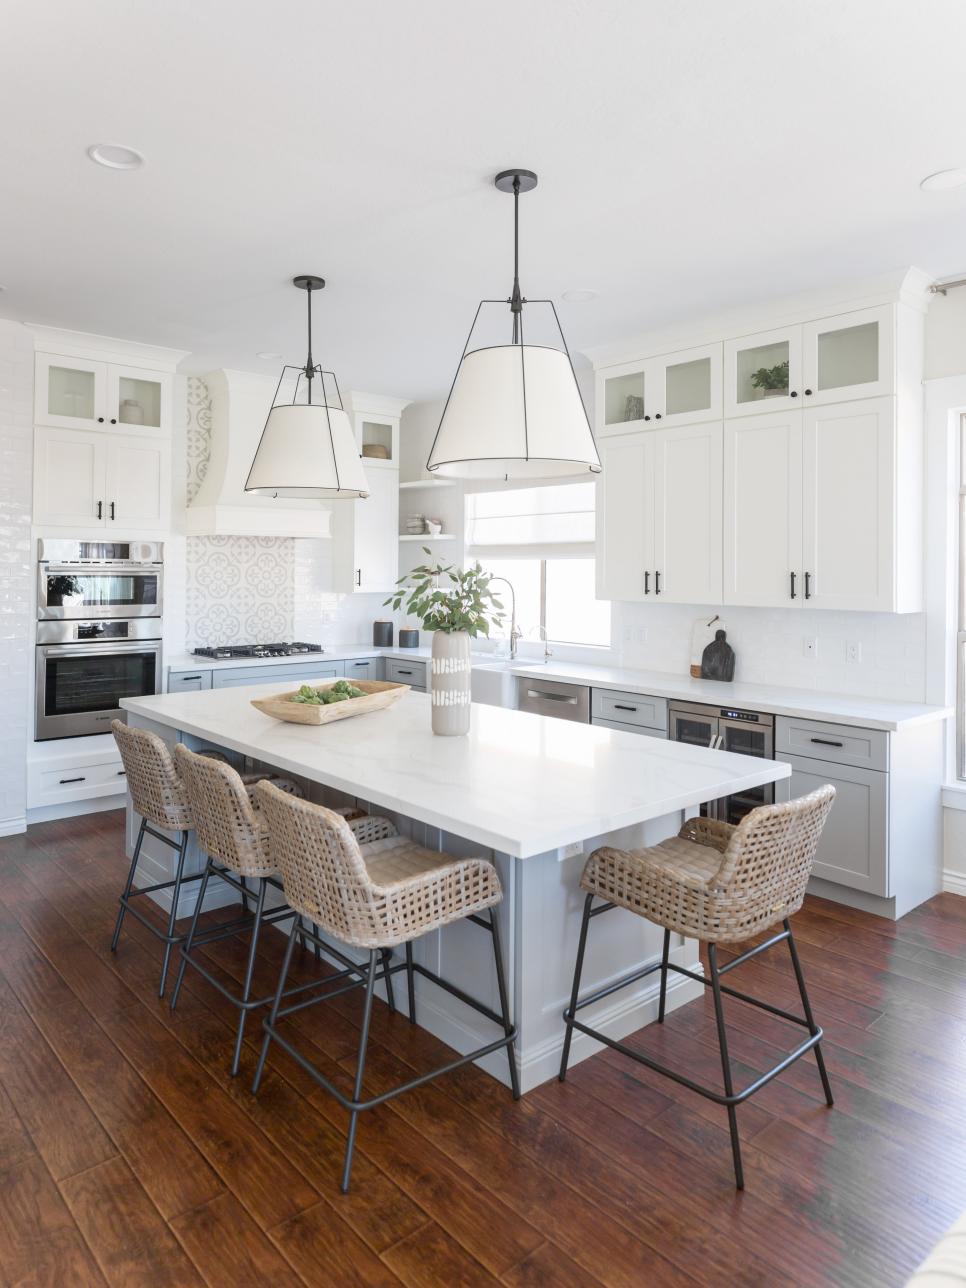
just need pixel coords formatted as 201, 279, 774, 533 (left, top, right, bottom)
3, 0, 966, 400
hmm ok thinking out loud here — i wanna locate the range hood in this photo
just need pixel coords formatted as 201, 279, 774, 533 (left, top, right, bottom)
185, 369, 334, 538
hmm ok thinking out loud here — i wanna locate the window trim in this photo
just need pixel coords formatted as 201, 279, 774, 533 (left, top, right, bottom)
958, 414, 966, 780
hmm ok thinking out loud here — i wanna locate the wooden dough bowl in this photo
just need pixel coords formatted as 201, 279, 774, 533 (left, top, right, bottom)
251, 679, 410, 726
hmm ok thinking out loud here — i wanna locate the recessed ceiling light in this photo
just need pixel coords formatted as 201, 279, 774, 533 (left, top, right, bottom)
562, 288, 597, 303
256, 351, 283, 361
920, 168, 966, 192
87, 143, 144, 171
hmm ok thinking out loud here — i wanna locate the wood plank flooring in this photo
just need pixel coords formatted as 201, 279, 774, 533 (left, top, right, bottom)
0, 808, 963, 1286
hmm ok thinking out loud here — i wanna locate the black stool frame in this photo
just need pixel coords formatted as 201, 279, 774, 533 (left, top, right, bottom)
559, 895, 833, 1189
111, 816, 204, 997
253, 906, 519, 1193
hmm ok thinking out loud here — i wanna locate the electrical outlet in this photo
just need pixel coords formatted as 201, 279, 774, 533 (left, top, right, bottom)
846, 641, 862, 663
803, 636, 818, 659
622, 625, 634, 644
636, 627, 648, 645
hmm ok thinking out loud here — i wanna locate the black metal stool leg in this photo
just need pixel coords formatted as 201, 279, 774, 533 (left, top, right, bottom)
489, 907, 520, 1100
341, 950, 378, 1193
231, 879, 267, 1077
170, 860, 212, 1011
111, 817, 145, 952
381, 949, 396, 1013
657, 927, 671, 1023
784, 919, 834, 1106
559, 893, 593, 1082
405, 940, 416, 1024
158, 830, 189, 998
252, 918, 300, 1095
708, 943, 744, 1190
313, 921, 322, 962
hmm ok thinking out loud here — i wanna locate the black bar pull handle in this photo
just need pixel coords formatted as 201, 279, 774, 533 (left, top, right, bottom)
109, 501, 116, 520
790, 571, 796, 600
804, 571, 812, 599
614, 704, 638, 712
117, 770, 126, 776
396, 669, 413, 675
654, 570, 661, 595
810, 737, 844, 748
643, 570, 650, 595
59, 776, 86, 784
181, 675, 202, 681
97, 500, 103, 519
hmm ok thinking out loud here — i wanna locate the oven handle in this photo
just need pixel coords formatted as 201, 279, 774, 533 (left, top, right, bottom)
38, 640, 162, 658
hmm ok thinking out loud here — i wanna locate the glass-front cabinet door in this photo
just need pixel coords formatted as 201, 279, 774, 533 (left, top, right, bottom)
355, 413, 399, 468
650, 342, 722, 427
597, 359, 649, 435
35, 354, 107, 429
801, 305, 893, 405
107, 364, 169, 431
724, 325, 803, 417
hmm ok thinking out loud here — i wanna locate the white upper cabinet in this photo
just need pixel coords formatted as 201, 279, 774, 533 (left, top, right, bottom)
651, 421, 722, 604
34, 427, 170, 532
802, 397, 895, 611
596, 424, 722, 605
35, 352, 172, 432
331, 462, 399, 594
801, 305, 894, 405
597, 343, 722, 435
723, 410, 803, 608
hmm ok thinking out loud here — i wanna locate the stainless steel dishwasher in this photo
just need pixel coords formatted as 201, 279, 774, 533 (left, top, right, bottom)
516, 676, 591, 722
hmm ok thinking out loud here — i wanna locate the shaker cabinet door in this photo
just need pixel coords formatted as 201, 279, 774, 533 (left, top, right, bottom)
34, 427, 107, 527
651, 421, 722, 604
596, 433, 652, 602
723, 410, 803, 607
105, 435, 171, 532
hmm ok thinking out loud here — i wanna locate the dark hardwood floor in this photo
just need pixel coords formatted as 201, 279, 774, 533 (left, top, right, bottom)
0, 809, 964, 1286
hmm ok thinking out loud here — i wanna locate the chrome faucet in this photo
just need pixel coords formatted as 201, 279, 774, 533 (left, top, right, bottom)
489, 577, 522, 660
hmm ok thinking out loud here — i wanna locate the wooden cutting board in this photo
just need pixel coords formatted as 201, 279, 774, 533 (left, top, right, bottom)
250, 679, 410, 726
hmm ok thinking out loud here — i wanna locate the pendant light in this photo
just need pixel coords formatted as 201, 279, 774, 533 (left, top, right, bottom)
246, 276, 369, 499
426, 169, 601, 481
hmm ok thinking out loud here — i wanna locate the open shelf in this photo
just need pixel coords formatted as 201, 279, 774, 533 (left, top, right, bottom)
398, 478, 457, 490
399, 533, 455, 542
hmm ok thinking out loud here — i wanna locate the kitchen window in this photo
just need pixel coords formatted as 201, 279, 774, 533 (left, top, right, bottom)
959, 414, 966, 779
465, 482, 610, 647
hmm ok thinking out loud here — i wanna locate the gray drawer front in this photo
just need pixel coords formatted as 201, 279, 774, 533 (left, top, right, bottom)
387, 658, 426, 690
777, 753, 889, 896
593, 717, 667, 739
775, 717, 888, 771
168, 669, 212, 693
212, 661, 345, 689
592, 688, 667, 732
344, 656, 383, 681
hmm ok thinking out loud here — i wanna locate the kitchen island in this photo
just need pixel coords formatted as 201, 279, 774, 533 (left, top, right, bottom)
121, 682, 789, 1091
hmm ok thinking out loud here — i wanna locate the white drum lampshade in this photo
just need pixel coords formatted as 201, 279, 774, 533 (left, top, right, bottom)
427, 344, 601, 480
246, 403, 369, 498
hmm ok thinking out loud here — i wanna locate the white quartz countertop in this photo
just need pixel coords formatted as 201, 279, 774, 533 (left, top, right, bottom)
121, 684, 790, 859
165, 648, 950, 732
507, 661, 951, 733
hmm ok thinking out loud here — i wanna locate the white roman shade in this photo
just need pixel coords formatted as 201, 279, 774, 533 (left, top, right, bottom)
465, 480, 597, 559
427, 345, 601, 481
246, 403, 369, 499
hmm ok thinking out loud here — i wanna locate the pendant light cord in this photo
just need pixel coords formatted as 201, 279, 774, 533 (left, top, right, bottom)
510, 174, 523, 344
305, 281, 314, 403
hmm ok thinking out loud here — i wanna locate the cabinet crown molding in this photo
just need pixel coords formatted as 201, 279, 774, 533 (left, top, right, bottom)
25, 324, 189, 371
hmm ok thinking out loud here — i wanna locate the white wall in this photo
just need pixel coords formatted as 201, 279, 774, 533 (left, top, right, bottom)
0, 321, 33, 833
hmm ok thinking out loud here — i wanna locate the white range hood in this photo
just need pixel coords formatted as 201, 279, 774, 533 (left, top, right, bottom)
185, 368, 334, 538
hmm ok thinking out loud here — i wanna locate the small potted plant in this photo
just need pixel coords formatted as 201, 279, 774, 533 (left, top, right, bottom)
749, 360, 789, 398
385, 552, 505, 735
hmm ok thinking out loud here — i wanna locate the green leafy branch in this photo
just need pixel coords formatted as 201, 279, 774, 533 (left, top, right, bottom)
384, 551, 506, 637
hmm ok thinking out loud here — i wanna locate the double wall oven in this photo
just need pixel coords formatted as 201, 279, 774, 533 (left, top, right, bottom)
668, 700, 775, 825
36, 540, 163, 740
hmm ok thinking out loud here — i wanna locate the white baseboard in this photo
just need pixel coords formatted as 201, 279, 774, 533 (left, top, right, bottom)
943, 869, 966, 897
27, 795, 124, 825
0, 816, 27, 837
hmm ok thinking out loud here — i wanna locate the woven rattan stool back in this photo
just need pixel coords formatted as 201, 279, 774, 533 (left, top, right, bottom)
173, 744, 274, 879
112, 720, 191, 832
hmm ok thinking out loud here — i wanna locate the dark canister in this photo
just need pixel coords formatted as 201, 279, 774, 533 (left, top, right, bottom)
398, 628, 420, 648
373, 619, 393, 647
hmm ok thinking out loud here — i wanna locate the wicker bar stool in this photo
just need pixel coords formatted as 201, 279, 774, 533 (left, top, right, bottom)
169, 744, 383, 1076
251, 780, 519, 1193
559, 785, 836, 1190
111, 721, 305, 998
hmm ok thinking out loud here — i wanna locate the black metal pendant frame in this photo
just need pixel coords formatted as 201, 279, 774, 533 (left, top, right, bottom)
558, 895, 834, 1190
252, 906, 520, 1193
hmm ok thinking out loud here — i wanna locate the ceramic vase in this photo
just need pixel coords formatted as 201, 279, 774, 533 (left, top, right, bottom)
430, 630, 471, 735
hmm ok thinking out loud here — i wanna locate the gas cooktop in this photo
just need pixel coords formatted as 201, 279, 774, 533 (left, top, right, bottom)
192, 642, 323, 660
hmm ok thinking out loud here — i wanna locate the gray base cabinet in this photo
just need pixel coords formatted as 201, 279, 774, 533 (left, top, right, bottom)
168, 669, 213, 694
211, 661, 345, 689
387, 657, 426, 691
776, 752, 888, 895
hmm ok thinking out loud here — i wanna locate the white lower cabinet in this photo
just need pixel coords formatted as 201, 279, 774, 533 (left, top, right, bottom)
34, 426, 171, 532
776, 752, 888, 896
597, 423, 722, 605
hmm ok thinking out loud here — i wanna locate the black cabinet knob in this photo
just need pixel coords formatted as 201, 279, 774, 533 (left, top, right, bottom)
790, 391, 798, 398
97, 416, 105, 423
804, 388, 813, 396
110, 418, 117, 424
654, 413, 662, 420
644, 415, 651, 422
